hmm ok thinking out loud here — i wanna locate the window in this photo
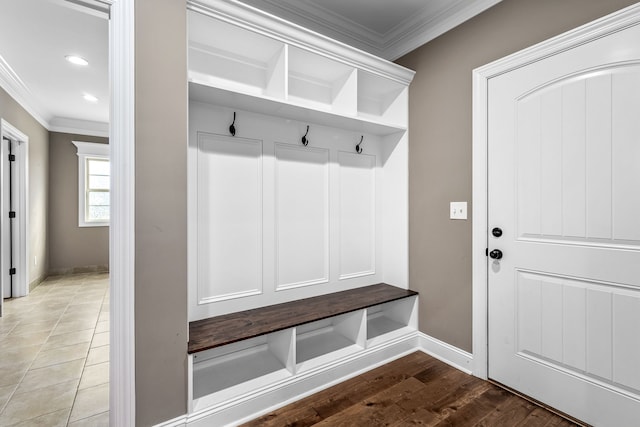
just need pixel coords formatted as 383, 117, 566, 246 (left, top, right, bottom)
73, 141, 110, 227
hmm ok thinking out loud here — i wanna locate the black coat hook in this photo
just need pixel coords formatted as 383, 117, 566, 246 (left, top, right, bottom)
356, 135, 364, 154
229, 112, 236, 136
301, 125, 310, 146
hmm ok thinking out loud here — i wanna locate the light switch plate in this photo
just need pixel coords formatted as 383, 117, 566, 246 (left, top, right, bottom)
450, 201, 467, 220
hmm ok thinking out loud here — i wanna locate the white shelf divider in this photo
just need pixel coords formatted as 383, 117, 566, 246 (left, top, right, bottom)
270, 326, 296, 374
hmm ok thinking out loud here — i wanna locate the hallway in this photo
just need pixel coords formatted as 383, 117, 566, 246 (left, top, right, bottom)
0, 273, 109, 426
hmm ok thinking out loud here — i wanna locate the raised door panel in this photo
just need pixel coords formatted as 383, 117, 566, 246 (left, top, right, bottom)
585, 75, 612, 239
516, 65, 640, 247
612, 70, 640, 242
516, 270, 640, 396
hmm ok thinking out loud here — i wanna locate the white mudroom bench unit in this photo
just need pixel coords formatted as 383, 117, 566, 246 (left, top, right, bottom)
185, 0, 416, 425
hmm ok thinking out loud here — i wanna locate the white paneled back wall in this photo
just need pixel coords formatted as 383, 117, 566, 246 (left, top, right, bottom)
188, 101, 404, 320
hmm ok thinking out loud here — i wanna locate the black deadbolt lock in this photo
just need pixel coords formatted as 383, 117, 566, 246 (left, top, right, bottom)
492, 227, 503, 237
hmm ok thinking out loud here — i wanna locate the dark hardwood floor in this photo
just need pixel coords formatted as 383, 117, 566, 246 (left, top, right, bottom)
241, 352, 579, 427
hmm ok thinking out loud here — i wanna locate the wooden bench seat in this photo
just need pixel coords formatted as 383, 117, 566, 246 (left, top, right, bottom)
188, 283, 417, 354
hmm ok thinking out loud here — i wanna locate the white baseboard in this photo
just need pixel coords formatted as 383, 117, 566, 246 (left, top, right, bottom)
416, 332, 474, 374
154, 415, 187, 427
155, 331, 475, 427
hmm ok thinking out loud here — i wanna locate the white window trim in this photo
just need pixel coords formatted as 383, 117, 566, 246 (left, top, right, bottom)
72, 141, 110, 227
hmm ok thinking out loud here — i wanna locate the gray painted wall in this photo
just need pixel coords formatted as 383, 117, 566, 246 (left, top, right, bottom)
0, 86, 49, 288
48, 132, 109, 274
396, 0, 639, 352
134, 0, 188, 425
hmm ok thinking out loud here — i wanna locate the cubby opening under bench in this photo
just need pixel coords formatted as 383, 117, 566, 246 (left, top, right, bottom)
188, 283, 418, 423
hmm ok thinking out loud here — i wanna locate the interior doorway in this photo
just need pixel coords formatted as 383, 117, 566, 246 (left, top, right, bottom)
1, 119, 29, 313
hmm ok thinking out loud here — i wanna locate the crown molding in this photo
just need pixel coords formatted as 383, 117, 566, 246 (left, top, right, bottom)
50, 0, 111, 19
0, 54, 51, 129
383, 0, 503, 60
50, 117, 109, 137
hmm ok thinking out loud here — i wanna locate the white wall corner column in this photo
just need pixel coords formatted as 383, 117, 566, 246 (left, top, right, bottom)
109, 0, 135, 426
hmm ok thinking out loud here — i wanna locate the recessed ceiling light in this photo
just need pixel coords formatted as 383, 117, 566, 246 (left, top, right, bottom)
83, 93, 98, 103
65, 55, 89, 66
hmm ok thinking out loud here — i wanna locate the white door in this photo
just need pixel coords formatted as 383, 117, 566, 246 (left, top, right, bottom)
488, 20, 640, 426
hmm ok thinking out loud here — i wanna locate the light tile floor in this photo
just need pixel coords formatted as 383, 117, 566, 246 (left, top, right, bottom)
0, 273, 109, 426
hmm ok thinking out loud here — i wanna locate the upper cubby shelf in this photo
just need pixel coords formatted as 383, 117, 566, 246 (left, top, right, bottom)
287, 46, 357, 116
358, 70, 408, 128
187, 1, 415, 136
189, 11, 286, 99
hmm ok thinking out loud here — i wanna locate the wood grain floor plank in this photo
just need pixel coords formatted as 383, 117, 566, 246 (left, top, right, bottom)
389, 407, 442, 426
314, 379, 410, 427
432, 387, 512, 426
313, 401, 405, 427
242, 405, 321, 427
410, 366, 474, 413
516, 407, 563, 427
429, 373, 493, 419
310, 391, 358, 420
474, 394, 537, 426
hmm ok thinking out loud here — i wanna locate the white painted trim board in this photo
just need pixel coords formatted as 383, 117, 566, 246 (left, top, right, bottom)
109, 0, 136, 425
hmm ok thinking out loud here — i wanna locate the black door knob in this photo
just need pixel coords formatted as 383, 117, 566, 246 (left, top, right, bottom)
489, 249, 503, 260
492, 227, 503, 237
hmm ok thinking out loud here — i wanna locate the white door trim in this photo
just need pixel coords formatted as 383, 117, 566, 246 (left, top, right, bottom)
109, 0, 136, 425
471, 2, 640, 380
0, 119, 29, 300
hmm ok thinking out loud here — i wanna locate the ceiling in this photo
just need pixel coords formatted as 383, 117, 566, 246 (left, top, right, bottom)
0, 0, 500, 137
